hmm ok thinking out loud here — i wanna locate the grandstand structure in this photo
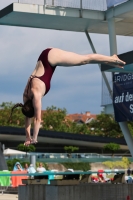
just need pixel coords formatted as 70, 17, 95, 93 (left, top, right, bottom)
0, 0, 133, 155
0, 126, 128, 153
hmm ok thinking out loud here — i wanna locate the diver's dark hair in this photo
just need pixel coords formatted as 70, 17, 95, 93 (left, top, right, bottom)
8, 100, 34, 121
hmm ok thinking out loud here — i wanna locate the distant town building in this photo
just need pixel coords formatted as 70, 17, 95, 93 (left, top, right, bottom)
40, 110, 97, 127
65, 111, 97, 125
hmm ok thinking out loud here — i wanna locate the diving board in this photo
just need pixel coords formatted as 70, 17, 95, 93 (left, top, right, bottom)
0, 3, 105, 32
101, 50, 133, 73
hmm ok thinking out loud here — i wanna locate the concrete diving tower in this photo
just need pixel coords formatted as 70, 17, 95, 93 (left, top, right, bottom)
0, 3, 105, 32
0, 1, 133, 36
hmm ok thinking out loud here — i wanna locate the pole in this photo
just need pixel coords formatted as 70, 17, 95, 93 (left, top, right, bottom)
80, 0, 83, 18
30, 155, 36, 169
0, 143, 8, 170
52, 0, 54, 6
43, 0, 46, 14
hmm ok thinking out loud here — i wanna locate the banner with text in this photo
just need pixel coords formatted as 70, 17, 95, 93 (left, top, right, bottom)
106, 0, 128, 8
113, 73, 133, 122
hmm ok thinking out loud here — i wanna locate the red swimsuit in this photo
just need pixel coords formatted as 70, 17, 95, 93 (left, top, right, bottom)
27, 48, 56, 96
37, 48, 56, 95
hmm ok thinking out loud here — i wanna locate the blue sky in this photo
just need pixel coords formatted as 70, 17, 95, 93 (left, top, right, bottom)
0, 1, 133, 114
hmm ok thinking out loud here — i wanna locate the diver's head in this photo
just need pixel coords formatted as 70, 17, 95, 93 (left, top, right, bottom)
9, 99, 34, 121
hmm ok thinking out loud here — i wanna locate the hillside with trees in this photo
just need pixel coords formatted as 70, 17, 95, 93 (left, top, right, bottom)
0, 102, 132, 138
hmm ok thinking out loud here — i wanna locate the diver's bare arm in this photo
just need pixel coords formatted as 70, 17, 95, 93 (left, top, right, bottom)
32, 92, 42, 143
24, 117, 32, 145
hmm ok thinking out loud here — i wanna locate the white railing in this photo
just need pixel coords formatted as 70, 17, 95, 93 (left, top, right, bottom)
1, 0, 130, 13
5, 152, 124, 160
18, 0, 107, 11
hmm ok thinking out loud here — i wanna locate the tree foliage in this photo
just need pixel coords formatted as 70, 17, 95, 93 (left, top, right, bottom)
122, 157, 131, 166
0, 102, 131, 139
103, 143, 120, 156
41, 105, 90, 134
88, 114, 123, 138
127, 121, 133, 137
62, 162, 91, 171
17, 143, 36, 152
6, 158, 22, 171
103, 157, 131, 169
64, 146, 79, 153
0, 102, 25, 127
42, 106, 68, 131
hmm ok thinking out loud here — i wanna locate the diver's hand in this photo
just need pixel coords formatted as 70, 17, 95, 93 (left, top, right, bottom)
24, 137, 32, 146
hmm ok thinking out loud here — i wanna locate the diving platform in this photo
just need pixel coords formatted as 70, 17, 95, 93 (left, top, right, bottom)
101, 63, 133, 73
0, 3, 105, 32
0, 1, 133, 36
101, 50, 133, 73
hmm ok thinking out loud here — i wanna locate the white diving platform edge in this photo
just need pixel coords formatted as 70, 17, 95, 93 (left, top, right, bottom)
0, 1, 133, 36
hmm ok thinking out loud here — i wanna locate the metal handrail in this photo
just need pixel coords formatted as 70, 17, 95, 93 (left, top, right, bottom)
0, 170, 125, 176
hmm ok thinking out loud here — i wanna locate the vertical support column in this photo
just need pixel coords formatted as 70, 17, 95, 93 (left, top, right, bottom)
80, 0, 83, 18
52, 0, 54, 6
44, 0, 46, 14
119, 122, 133, 156
0, 142, 8, 170
30, 155, 36, 169
108, 17, 133, 157
108, 18, 117, 55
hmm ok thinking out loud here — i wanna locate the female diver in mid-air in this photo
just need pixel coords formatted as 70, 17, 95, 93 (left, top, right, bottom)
9, 48, 125, 146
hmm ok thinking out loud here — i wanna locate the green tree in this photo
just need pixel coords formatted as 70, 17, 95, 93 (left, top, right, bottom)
2, 102, 133, 139
42, 106, 69, 131
103, 143, 120, 156
42, 106, 90, 134
127, 122, 133, 137
64, 146, 79, 158
88, 113, 123, 138
69, 122, 90, 135
62, 162, 91, 171
0, 102, 90, 134
122, 157, 131, 166
17, 143, 36, 154
64, 146, 79, 153
7, 158, 21, 171
0, 102, 25, 127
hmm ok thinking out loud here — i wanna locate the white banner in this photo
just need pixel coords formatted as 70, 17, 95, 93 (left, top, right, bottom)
106, 0, 128, 8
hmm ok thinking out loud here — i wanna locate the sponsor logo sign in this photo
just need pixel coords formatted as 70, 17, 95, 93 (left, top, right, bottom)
113, 73, 133, 122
